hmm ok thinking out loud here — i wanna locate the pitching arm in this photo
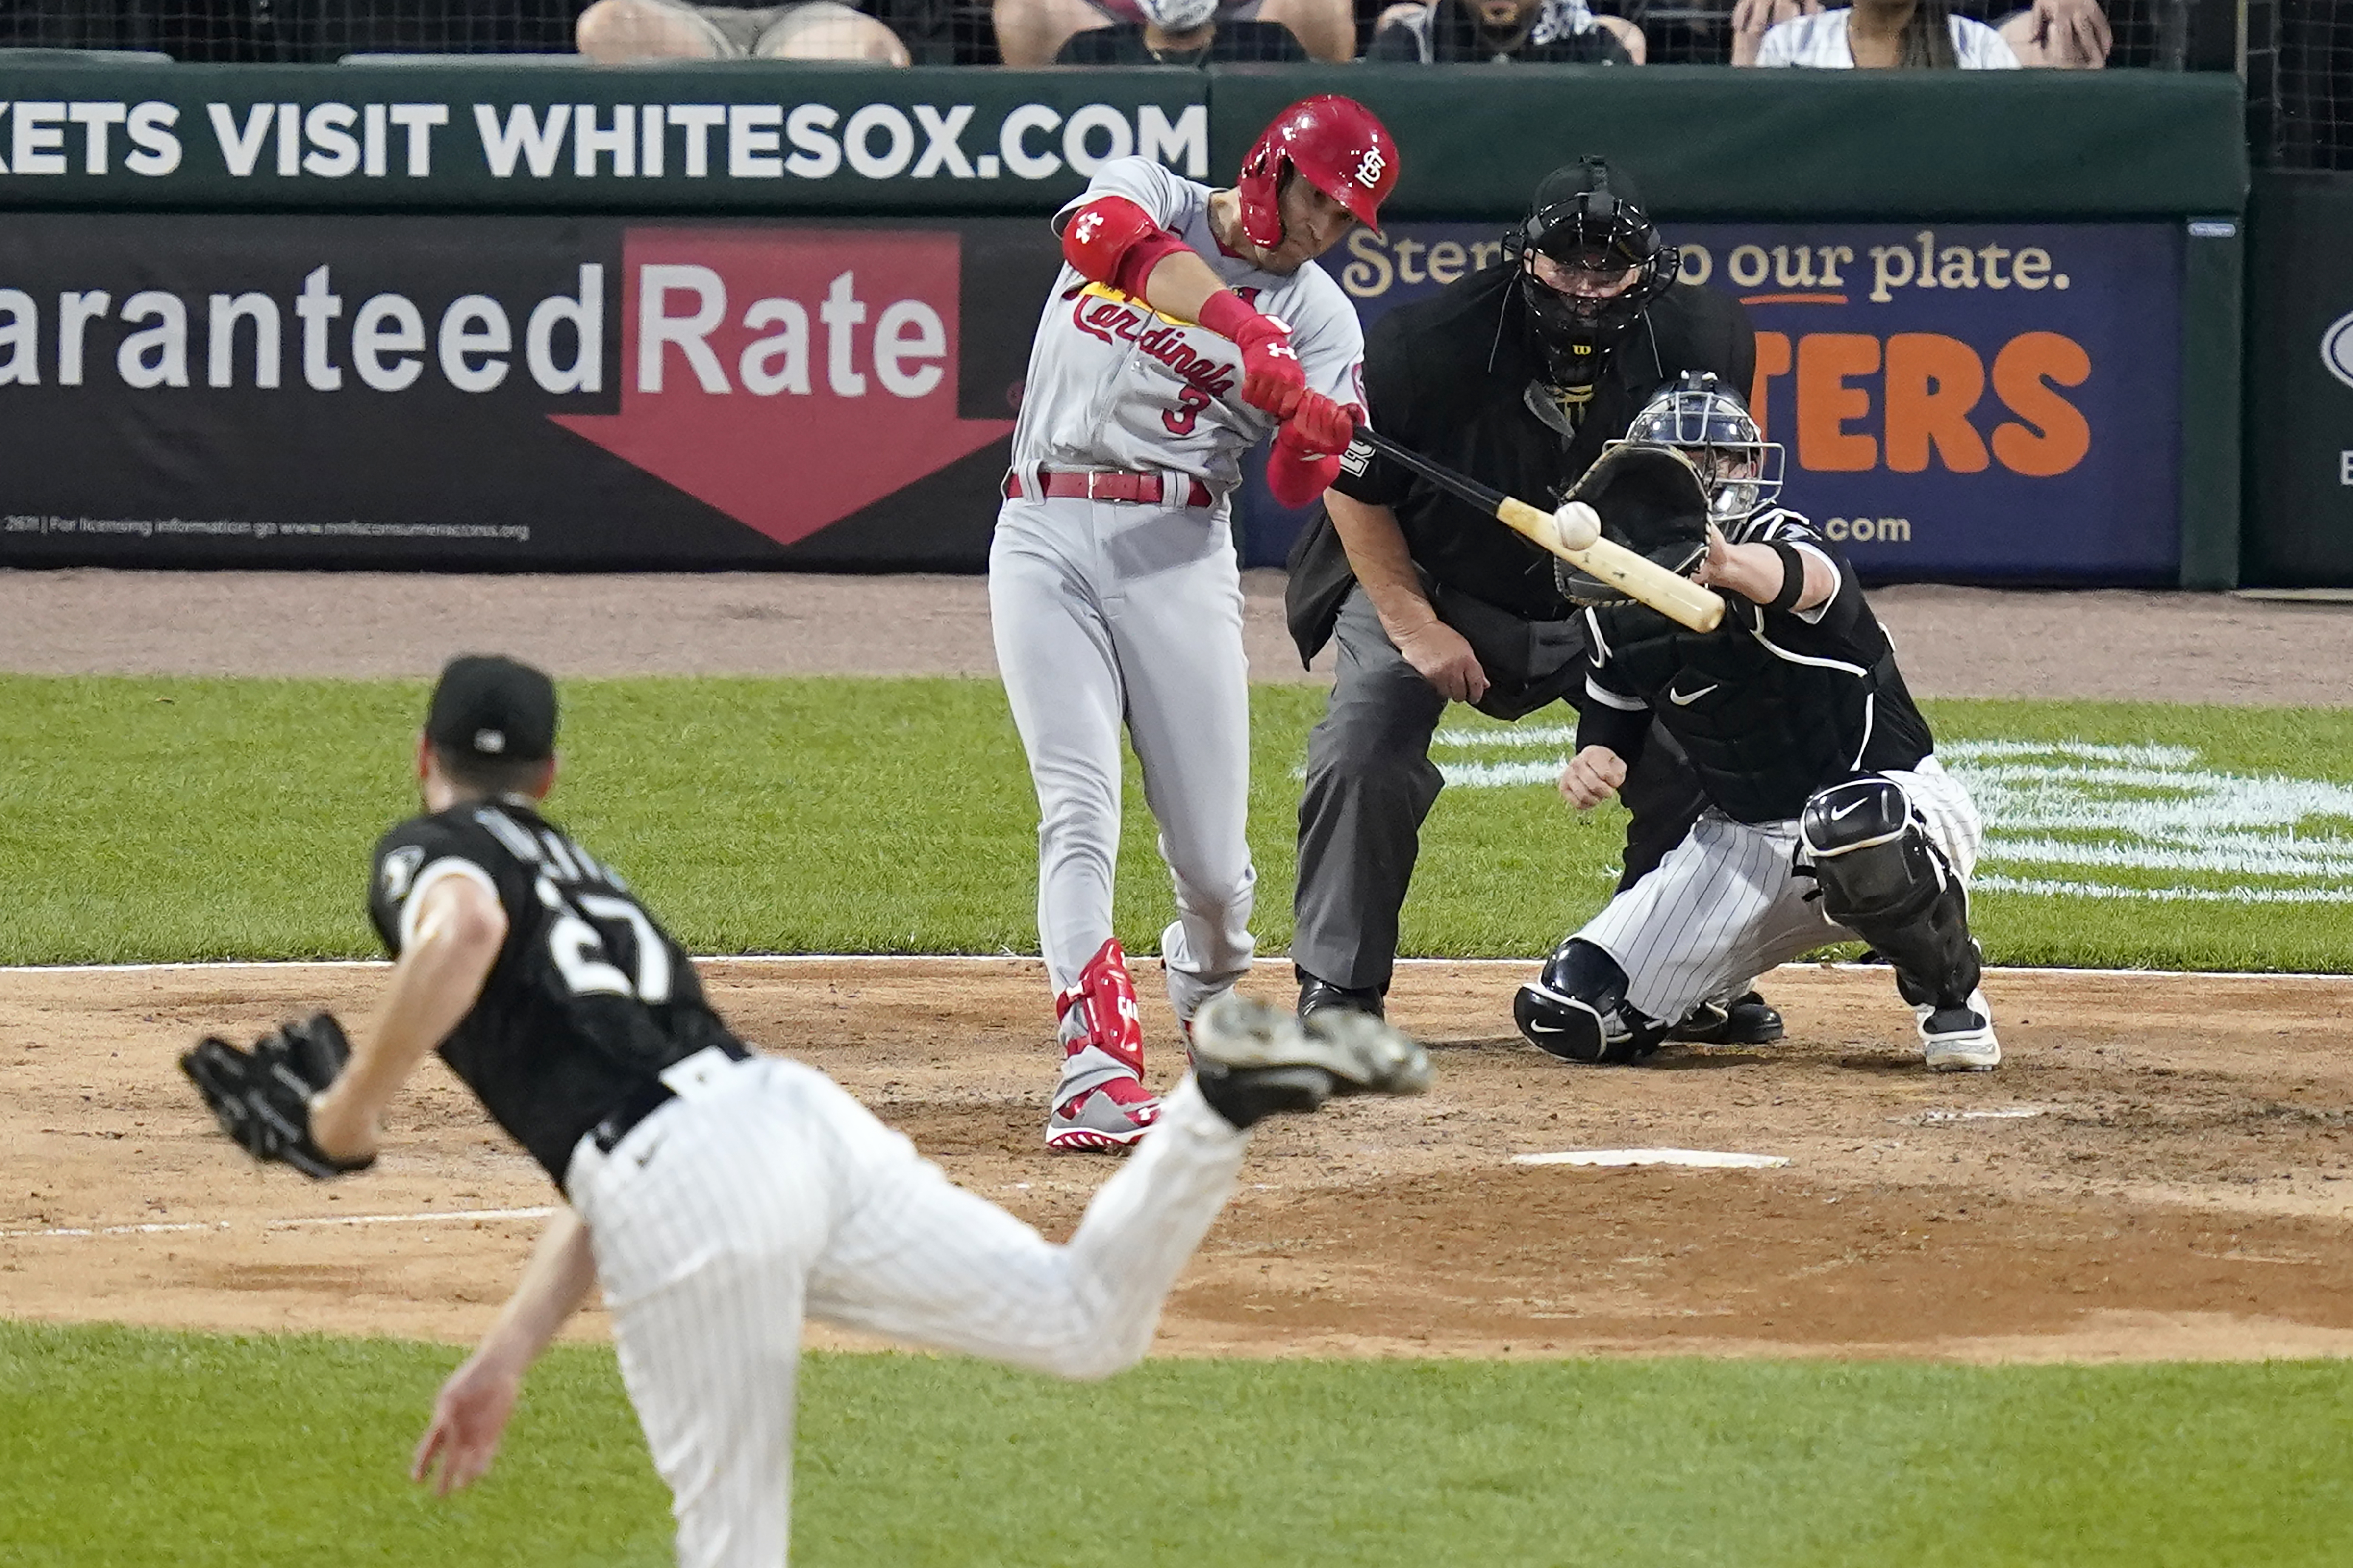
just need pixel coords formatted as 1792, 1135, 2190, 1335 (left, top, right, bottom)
412, 1204, 599, 1497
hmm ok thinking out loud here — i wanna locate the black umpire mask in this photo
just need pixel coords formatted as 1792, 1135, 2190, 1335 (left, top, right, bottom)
1510, 158, 1680, 386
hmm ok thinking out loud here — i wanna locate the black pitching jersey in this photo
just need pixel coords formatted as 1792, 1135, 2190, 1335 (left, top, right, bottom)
1574, 508, 1935, 823
367, 801, 745, 1183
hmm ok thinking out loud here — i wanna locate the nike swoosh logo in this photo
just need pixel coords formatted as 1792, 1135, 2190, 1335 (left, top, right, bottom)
1667, 682, 1719, 706
1830, 798, 1869, 820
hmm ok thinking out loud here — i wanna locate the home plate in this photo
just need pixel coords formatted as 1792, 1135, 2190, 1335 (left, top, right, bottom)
1511, 1148, 1791, 1170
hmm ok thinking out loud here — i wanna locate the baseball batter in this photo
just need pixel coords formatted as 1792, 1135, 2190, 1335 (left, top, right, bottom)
1511, 375, 2001, 1073
991, 95, 1398, 1151
178, 654, 1433, 1568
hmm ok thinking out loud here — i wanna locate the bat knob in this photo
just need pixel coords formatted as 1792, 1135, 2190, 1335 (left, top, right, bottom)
1552, 501, 1601, 552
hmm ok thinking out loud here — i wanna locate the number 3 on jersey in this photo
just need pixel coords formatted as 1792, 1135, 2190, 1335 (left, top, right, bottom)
1163, 384, 1212, 436
540, 877, 672, 1003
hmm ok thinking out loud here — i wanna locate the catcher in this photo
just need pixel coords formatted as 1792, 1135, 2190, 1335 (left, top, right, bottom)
1512, 373, 2000, 1073
1283, 154, 1776, 1046
180, 653, 1433, 1567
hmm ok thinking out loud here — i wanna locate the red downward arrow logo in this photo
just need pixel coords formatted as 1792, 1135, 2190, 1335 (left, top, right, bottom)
554, 228, 1015, 548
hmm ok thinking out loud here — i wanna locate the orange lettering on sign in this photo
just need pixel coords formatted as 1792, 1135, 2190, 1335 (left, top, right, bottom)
1795, 334, 1878, 472
1990, 332, 2092, 477
1751, 331, 1793, 443
1882, 333, 1989, 474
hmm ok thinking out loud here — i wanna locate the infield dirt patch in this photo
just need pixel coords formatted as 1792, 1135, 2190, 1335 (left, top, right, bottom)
7, 958, 2352, 1364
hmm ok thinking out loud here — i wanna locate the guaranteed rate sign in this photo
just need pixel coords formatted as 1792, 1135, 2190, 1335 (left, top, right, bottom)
1331, 220, 2185, 584
0, 213, 1062, 568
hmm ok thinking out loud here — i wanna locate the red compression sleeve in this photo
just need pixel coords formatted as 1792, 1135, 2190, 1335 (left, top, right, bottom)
1266, 439, 1343, 510
1062, 195, 1192, 298
1195, 288, 1265, 344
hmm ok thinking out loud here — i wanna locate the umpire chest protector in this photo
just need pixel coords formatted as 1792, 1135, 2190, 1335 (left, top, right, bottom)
1585, 599, 1918, 824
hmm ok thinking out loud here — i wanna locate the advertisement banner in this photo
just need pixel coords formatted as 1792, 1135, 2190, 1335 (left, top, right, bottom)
2243, 173, 2353, 586
0, 212, 1064, 569
0, 65, 1205, 214
1246, 219, 2187, 582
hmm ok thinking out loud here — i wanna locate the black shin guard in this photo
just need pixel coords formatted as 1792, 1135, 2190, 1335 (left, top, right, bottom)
1801, 777, 1980, 1013
1513, 939, 1664, 1063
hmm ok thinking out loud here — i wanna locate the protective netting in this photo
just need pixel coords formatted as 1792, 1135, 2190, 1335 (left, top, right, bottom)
0, 0, 2206, 68
2249, 0, 2353, 169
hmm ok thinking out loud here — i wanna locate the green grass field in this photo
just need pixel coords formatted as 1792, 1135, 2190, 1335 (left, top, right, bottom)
5, 1322, 2351, 1568
10, 673, 2353, 1566
6, 675, 2353, 970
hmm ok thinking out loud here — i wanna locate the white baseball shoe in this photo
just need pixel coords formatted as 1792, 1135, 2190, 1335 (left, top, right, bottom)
1917, 988, 2001, 1072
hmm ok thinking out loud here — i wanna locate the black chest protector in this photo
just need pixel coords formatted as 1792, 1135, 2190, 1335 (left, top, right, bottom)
1588, 603, 1926, 824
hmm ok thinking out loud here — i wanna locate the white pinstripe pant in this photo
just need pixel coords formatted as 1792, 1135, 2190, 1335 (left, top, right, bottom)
1578, 759, 1983, 1024
566, 1057, 1249, 1567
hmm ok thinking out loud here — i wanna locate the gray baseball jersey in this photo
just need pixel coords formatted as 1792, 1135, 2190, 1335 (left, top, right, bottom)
1010, 156, 1366, 492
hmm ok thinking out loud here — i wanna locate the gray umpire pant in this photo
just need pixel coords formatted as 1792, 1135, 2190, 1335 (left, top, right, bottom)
1292, 587, 1708, 995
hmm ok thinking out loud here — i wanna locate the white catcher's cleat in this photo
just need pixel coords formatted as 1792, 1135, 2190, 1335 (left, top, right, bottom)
1917, 987, 2001, 1072
1189, 993, 1432, 1130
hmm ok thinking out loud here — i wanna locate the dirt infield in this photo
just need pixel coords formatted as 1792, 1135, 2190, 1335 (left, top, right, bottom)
6, 569, 2353, 1363
8, 958, 2353, 1363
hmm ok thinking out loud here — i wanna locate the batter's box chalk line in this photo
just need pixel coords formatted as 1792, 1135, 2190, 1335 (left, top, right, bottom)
1511, 1149, 1791, 1170
1902, 1106, 2049, 1124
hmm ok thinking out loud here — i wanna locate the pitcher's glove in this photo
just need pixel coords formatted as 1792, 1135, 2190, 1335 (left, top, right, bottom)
181, 1012, 375, 1180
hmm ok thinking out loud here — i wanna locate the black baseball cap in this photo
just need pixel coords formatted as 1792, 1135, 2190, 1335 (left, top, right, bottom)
426, 655, 558, 764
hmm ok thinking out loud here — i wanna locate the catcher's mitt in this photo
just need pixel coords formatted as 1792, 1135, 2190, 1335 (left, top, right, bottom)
1554, 443, 1712, 607
181, 1012, 375, 1180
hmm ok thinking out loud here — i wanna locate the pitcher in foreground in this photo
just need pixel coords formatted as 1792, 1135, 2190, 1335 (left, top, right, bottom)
180, 654, 1431, 1568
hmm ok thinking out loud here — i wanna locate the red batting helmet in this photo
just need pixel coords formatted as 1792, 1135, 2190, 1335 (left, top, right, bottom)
1235, 95, 1398, 250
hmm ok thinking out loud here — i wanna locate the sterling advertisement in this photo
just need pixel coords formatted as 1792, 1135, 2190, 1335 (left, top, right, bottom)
1295, 220, 2188, 582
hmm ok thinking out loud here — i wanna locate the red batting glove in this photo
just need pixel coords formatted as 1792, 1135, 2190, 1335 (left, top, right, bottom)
1198, 291, 1304, 418
1280, 392, 1358, 459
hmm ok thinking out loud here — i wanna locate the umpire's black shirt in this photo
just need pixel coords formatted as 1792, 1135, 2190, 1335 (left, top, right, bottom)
1286, 263, 1754, 671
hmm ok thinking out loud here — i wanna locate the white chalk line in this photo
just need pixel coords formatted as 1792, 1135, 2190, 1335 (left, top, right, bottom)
3, 1204, 554, 1241
5, 955, 2352, 983
1514, 1149, 1791, 1170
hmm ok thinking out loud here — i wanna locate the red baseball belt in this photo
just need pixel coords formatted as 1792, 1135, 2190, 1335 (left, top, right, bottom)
1003, 469, 1215, 508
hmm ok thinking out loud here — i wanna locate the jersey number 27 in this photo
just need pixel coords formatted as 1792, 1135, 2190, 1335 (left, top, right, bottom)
540, 878, 673, 1004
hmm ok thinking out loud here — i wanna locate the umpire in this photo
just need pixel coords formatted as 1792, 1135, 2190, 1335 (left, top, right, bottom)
1284, 157, 1763, 1027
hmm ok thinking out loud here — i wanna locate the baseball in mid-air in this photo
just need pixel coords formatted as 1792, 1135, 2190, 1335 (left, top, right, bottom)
1553, 501, 1601, 552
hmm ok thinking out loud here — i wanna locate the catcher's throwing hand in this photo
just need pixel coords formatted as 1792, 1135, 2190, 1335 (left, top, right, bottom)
180, 1012, 376, 1180
413, 1348, 525, 1497
1561, 745, 1627, 810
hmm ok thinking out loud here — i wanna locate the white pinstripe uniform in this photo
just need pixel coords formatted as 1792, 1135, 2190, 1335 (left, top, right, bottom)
568, 1063, 1247, 1568
1572, 510, 1984, 1025
368, 802, 1252, 1568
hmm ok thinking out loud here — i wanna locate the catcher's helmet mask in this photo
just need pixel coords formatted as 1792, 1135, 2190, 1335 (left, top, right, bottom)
1500, 157, 1681, 386
1552, 444, 1713, 609
1609, 371, 1786, 524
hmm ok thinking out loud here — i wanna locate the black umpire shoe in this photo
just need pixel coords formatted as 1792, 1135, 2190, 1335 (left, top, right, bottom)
1297, 972, 1386, 1021
1665, 991, 1785, 1045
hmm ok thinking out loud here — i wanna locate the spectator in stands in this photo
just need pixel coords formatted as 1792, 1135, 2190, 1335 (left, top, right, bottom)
1369, 0, 1638, 63
1054, 0, 1308, 61
997, 0, 1353, 64
1732, 0, 2109, 68
576, 0, 913, 63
